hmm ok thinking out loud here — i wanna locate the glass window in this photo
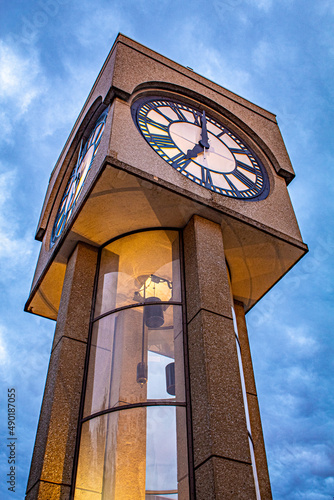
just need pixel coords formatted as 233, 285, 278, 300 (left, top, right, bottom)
75, 407, 189, 500
84, 305, 185, 417
75, 230, 189, 499
94, 231, 181, 317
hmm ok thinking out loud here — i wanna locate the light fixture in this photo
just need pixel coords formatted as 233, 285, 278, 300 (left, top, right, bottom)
143, 296, 164, 329
165, 362, 175, 396
134, 274, 173, 387
136, 361, 147, 387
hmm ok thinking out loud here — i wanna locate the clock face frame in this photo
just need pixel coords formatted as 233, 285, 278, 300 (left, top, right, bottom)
50, 107, 109, 247
132, 97, 269, 201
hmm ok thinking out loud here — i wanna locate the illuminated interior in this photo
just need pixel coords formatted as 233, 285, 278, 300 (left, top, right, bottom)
74, 230, 189, 499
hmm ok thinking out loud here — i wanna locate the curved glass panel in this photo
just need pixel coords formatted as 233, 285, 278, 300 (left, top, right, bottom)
75, 230, 188, 499
94, 231, 181, 317
84, 305, 185, 417
74, 407, 189, 500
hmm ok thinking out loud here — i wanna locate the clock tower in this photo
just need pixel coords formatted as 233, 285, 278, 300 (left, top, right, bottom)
25, 34, 307, 499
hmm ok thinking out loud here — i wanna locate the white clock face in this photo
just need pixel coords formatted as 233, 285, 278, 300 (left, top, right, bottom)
51, 107, 109, 247
132, 97, 269, 200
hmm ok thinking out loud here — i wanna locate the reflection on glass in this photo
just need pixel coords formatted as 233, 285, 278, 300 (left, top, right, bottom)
94, 231, 181, 317
76, 231, 188, 499
74, 407, 189, 500
84, 306, 185, 417
147, 352, 173, 400
146, 406, 177, 495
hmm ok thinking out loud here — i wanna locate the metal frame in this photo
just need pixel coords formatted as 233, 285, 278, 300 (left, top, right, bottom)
70, 227, 195, 499
93, 300, 183, 323
180, 229, 196, 500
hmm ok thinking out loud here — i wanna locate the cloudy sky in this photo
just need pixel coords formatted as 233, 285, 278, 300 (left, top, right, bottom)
0, 0, 333, 498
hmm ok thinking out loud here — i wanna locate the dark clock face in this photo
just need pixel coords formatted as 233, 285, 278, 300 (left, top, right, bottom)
51, 107, 109, 247
132, 97, 269, 200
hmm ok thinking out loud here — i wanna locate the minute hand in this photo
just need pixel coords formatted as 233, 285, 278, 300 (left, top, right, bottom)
199, 110, 210, 149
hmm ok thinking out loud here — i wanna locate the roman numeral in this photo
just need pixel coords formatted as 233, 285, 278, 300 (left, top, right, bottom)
153, 107, 173, 122
145, 101, 161, 111
224, 175, 241, 196
55, 211, 65, 230
201, 167, 214, 189
170, 104, 187, 121
232, 169, 257, 189
150, 134, 175, 148
236, 160, 257, 175
191, 110, 201, 125
172, 155, 191, 171
230, 148, 250, 154
144, 117, 169, 133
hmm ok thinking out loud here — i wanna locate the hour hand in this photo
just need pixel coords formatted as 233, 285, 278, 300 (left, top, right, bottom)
199, 110, 210, 149
186, 143, 204, 158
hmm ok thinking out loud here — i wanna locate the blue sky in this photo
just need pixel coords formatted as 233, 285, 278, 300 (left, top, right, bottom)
0, 0, 333, 498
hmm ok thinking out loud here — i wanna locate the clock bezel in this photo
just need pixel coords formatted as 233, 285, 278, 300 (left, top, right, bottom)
50, 106, 109, 248
131, 95, 270, 201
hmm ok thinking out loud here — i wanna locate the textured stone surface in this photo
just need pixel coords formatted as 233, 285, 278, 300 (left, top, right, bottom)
195, 456, 257, 500
27, 34, 307, 321
26, 243, 98, 498
234, 301, 257, 395
234, 300, 273, 499
183, 215, 233, 322
26, 336, 87, 493
187, 310, 251, 467
25, 34, 307, 499
247, 394, 273, 499
53, 243, 98, 347
26, 481, 71, 500
184, 216, 256, 497
109, 95, 302, 242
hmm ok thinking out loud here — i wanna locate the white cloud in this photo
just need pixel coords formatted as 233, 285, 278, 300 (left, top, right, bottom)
72, 4, 128, 49
0, 40, 46, 143
250, 0, 273, 12
0, 318, 52, 387
196, 46, 251, 96
317, 0, 334, 16
270, 442, 334, 497
252, 40, 273, 71
286, 325, 318, 355
0, 41, 44, 110
0, 170, 34, 273
0, 35, 97, 150
252, 37, 299, 74
170, 18, 251, 98
0, 326, 8, 367
214, 0, 274, 16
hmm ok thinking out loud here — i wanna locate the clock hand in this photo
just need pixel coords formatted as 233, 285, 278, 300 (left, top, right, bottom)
185, 112, 206, 157
186, 143, 204, 159
185, 111, 210, 158
199, 110, 210, 149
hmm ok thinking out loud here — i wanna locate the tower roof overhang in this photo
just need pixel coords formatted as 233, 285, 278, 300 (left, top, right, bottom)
25, 158, 307, 320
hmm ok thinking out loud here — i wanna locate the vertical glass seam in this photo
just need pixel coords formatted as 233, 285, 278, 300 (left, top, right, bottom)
70, 244, 102, 499
180, 229, 196, 500
72, 228, 190, 500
